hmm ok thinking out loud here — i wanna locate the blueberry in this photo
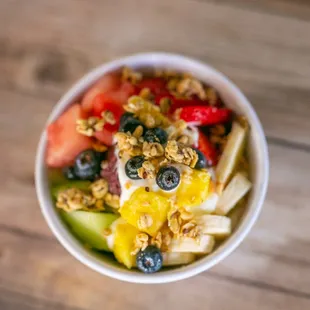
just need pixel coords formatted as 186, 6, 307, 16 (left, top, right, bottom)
193, 148, 209, 169
136, 245, 163, 274
156, 166, 180, 191
74, 149, 101, 181
125, 156, 144, 180
119, 113, 145, 134
144, 128, 168, 145
62, 166, 77, 180
120, 112, 134, 127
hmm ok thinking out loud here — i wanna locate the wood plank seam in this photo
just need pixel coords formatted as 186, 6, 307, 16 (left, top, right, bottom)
0, 223, 55, 243
206, 271, 310, 301
190, 0, 310, 22
0, 285, 85, 310
266, 136, 310, 154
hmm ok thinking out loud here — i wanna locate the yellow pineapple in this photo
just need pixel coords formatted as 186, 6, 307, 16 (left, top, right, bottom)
176, 169, 211, 207
113, 219, 139, 269
120, 188, 170, 236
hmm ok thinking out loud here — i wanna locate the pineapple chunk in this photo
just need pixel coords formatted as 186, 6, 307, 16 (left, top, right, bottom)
162, 252, 196, 266
197, 214, 231, 237
169, 235, 215, 254
120, 188, 170, 236
216, 172, 252, 215
113, 218, 139, 269
215, 121, 247, 191
176, 169, 211, 208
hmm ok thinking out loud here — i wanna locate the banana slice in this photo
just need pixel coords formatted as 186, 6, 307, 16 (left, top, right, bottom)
162, 252, 196, 266
215, 121, 247, 192
191, 192, 218, 215
216, 172, 252, 216
169, 235, 215, 254
197, 214, 231, 237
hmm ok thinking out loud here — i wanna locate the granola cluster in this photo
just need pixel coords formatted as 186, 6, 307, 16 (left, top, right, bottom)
56, 178, 120, 213
104, 193, 120, 210
121, 67, 142, 84
137, 213, 153, 230
114, 130, 143, 157
167, 206, 200, 239
76, 110, 116, 137
76, 117, 105, 136
155, 69, 220, 106
137, 160, 157, 179
142, 141, 164, 158
210, 124, 228, 152
165, 140, 198, 168
138, 88, 154, 101
131, 233, 149, 255
56, 188, 96, 212
167, 120, 193, 146
130, 205, 200, 256
131, 227, 173, 255
124, 96, 170, 129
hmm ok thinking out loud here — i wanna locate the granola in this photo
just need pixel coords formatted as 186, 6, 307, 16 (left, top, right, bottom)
205, 87, 218, 106
142, 141, 164, 158
90, 178, 109, 199
102, 110, 116, 125
104, 193, 120, 210
165, 140, 198, 168
137, 160, 157, 179
137, 213, 153, 230
151, 231, 162, 249
159, 97, 172, 114
125, 96, 170, 128
76, 117, 105, 136
131, 233, 149, 255
122, 66, 142, 84
115, 132, 143, 156
176, 77, 206, 100
139, 88, 153, 100
56, 188, 96, 212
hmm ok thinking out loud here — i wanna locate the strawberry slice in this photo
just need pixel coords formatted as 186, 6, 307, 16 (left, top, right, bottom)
81, 74, 120, 113
46, 104, 92, 168
154, 93, 174, 105
93, 93, 124, 129
136, 78, 167, 95
179, 106, 231, 126
94, 128, 114, 146
197, 130, 218, 166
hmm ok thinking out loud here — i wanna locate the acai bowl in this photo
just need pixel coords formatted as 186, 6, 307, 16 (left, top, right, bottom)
35, 53, 269, 283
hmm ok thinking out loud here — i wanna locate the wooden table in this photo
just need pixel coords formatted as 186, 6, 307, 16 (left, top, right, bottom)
1, 0, 310, 309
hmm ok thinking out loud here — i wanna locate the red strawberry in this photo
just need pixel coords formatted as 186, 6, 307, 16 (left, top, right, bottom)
46, 104, 92, 168
197, 130, 218, 166
94, 128, 114, 146
81, 74, 120, 113
136, 78, 167, 95
169, 98, 206, 113
179, 106, 231, 126
92, 93, 124, 130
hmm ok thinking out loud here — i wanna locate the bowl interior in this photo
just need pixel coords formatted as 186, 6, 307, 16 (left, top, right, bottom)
35, 53, 268, 283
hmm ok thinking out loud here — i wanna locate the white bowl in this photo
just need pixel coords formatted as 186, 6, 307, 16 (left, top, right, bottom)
35, 53, 269, 283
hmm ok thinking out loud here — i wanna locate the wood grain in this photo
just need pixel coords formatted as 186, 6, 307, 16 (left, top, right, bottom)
0, 0, 310, 309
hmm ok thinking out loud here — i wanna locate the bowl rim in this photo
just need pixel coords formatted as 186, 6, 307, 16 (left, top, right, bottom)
35, 52, 269, 284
